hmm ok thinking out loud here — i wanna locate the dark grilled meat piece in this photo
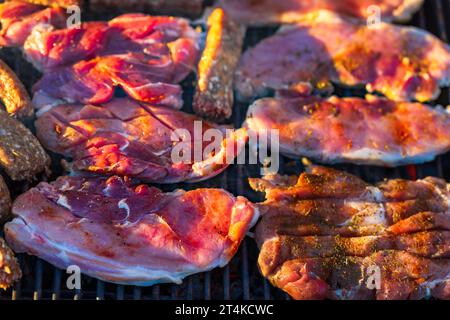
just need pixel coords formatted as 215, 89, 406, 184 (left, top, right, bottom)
0, 108, 50, 180
193, 8, 245, 121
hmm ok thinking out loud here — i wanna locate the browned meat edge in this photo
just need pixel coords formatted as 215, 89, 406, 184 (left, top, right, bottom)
0, 60, 33, 119
193, 8, 245, 121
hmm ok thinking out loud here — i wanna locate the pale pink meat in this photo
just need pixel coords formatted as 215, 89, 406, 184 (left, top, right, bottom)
236, 11, 450, 102
216, 0, 424, 25
244, 95, 450, 166
5, 175, 258, 285
35, 98, 247, 183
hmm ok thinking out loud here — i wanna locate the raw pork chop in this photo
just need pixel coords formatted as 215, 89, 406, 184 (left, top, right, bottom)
5, 175, 258, 285
251, 166, 450, 300
236, 11, 450, 102
35, 98, 247, 183
244, 95, 450, 167
25, 14, 200, 107
0, 1, 66, 46
215, 0, 424, 25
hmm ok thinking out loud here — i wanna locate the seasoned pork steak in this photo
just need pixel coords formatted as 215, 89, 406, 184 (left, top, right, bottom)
244, 95, 450, 167
5, 175, 258, 285
251, 166, 450, 300
236, 11, 450, 102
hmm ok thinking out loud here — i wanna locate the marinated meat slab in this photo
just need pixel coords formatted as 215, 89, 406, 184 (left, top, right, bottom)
25, 14, 200, 107
244, 95, 450, 167
216, 0, 423, 25
0, 1, 66, 46
5, 175, 258, 285
236, 11, 450, 102
0, 238, 21, 290
35, 98, 246, 183
251, 166, 450, 300
193, 8, 245, 121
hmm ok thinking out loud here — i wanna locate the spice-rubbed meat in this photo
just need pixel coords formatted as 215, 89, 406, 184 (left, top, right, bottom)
244, 95, 450, 167
215, 0, 424, 25
5, 175, 258, 285
35, 98, 246, 183
0, 237, 21, 290
0, 1, 66, 46
236, 10, 450, 102
251, 166, 450, 300
25, 14, 199, 108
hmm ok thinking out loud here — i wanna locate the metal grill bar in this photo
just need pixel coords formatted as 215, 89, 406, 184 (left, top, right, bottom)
0, 0, 449, 301
52, 269, 61, 300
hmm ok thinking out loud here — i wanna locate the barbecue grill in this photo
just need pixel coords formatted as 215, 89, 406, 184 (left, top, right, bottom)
0, 0, 449, 301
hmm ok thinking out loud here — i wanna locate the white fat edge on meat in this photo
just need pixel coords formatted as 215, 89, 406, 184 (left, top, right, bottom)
117, 199, 131, 222
113, 132, 132, 151
35, 100, 63, 117
338, 201, 387, 228
13, 189, 254, 285
419, 179, 450, 211
56, 194, 71, 211
151, 146, 172, 157
6, 216, 197, 285
56, 179, 76, 191
245, 205, 260, 238
57, 194, 130, 225
360, 186, 384, 202
25, 23, 55, 56
33, 91, 68, 117
342, 148, 405, 165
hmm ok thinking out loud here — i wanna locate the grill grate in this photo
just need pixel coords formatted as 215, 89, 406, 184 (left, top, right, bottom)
0, 0, 449, 300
